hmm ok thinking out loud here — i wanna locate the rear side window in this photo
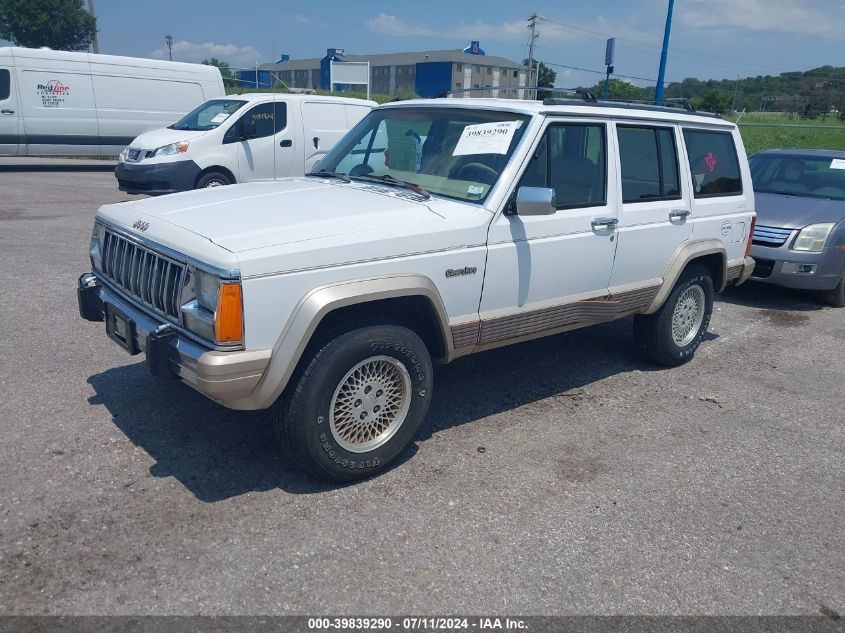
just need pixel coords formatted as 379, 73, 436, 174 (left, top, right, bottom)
683, 129, 742, 197
618, 126, 680, 203
0, 69, 10, 101
519, 123, 607, 209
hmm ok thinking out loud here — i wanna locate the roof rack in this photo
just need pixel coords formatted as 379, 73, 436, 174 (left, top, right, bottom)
542, 93, 720, 119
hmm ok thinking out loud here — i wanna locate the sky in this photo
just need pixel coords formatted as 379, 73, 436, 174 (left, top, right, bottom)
5, 0, 845, 89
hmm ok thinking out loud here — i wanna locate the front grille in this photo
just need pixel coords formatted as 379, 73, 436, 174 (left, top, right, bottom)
750, 258, 775, 279
99, 229, 187, 321
752, 225, 793, 247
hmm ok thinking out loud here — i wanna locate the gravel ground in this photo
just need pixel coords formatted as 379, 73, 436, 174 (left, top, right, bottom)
0, 161, 842, 616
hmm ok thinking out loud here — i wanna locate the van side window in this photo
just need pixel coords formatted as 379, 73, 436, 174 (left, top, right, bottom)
618, 126, 681, 203
519, 123, 607, 209
683, 129, 742, 197
232, 102, 287, 140
0, 70, 10, 101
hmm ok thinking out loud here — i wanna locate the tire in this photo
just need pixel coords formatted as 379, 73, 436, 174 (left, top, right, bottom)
195, 171, 232, 189
634, 264, 714, 367
273, 324, 433, 482
819, 273, 845, 308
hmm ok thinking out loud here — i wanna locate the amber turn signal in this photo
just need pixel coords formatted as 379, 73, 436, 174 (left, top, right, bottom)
214, 282, 243, 343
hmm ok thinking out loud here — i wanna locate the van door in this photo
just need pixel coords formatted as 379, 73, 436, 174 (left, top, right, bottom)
608, 123, 693, 289
16, 57, 98, 156
301, 101, 349, 172
0, 66, 21, 155
228, 100, 287, 182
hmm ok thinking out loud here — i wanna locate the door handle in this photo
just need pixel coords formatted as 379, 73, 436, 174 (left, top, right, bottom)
313, 137, 319, 149
591, 217, 618, 231
669, 209, 691, 221
279, 139, 292, 148
1, 109, 14, 115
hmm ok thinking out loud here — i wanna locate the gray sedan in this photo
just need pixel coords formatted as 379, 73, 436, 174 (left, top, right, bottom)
749, 149, 845, 306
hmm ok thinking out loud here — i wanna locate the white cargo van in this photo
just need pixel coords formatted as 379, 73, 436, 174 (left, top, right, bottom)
114, 93, 377, 195
0, 47, 224, 157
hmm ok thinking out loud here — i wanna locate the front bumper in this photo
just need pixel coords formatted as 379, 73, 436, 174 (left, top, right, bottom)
749, 243, 845, 291
115, 159, 201, 195
78, 273, 270, 406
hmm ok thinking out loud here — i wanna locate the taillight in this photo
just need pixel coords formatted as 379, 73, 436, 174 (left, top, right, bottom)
745, 216, 756, 258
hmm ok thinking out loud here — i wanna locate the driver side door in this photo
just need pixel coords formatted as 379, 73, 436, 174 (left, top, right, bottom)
478, 120, 620, 347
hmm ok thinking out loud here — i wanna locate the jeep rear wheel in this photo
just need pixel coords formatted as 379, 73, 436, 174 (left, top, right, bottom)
634, 264, 714, 367
273, 324, 433, 481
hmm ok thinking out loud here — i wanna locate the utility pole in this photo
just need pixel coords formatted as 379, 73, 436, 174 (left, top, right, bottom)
526, 14, 540, 100
87, 0, 99, 53
165, 34, 173, 61
731, 74, 739, 113
654, 0, 675, 105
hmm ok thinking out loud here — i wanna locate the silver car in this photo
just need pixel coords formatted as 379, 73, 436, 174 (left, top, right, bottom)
749, 149, 845, 307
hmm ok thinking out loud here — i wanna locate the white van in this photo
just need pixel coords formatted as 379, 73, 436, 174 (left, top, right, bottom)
0, 47, 224, 158
114, 93, 377, 195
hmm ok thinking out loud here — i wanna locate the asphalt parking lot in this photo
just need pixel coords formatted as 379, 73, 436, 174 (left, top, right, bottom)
0, 160, 842, 616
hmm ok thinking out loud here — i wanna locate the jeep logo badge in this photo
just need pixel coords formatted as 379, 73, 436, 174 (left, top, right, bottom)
132, 220, 150, 232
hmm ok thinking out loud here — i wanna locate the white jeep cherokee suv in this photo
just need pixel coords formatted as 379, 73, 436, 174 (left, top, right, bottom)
78, 98, 756, 481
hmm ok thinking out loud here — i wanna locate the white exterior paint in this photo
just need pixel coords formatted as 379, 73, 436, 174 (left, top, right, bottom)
91, 98, 755, 409
0, 46, 224, 157
119, 93, 376, 183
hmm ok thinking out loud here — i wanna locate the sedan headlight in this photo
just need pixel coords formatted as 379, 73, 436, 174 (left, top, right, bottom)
152, 141, 189, 157
181, 267, 243, 345
792, 223, 834, 252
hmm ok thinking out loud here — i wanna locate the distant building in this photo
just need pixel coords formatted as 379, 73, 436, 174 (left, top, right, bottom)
242, 43, 528, 99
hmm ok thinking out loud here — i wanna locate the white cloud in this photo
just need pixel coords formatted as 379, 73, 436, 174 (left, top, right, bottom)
365, 14, 437, 37
293, 14, 310, 24
151, 40, 264, 68
679, 0, 844, 36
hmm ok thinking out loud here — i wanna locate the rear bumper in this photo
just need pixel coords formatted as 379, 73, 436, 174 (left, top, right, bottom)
749, 243, 844, 291
78, 273, 270, 405
115, 159, 201, 195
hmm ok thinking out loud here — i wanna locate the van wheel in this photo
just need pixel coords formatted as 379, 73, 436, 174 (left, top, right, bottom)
273, 324, 433, 482
634, 264, 714, 367
819, 273, 845, 307
196, 171, 232, 189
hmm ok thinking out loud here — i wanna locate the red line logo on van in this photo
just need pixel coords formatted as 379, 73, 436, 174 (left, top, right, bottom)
37, 80, 71, 94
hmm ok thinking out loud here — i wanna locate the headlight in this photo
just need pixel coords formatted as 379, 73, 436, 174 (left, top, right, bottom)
118, 149, 127, 162
152, 141, 189, 157
181, 267, 243, 345
792, 223, 834, 252
89, 222, 106, 270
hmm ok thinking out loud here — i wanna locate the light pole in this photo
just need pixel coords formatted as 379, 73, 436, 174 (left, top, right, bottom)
165, 34, 173, 61
87, 0, 99, 53
655, 0, 675, 105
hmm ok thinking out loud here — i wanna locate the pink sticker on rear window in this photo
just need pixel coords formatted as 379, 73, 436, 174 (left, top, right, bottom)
705, 152, 717, 173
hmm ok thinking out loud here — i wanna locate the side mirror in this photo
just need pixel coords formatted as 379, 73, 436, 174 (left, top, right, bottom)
239, 120, 257, 141
515, 186, 557, 216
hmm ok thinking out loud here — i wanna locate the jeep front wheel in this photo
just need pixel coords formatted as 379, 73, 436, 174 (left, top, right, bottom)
274, 324, 433, 481
634, 264, 714, 367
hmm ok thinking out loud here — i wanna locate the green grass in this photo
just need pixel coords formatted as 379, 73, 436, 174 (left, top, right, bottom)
728, 112, 845, 155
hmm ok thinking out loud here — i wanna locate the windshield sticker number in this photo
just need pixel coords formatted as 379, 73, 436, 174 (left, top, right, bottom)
467, 185, 484, 196
210, 113, 230, 124
453, 121, 520, 156
831, 159, 845, 170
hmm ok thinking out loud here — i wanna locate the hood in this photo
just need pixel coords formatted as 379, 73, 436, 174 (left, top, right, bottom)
99, 178, 450, 254
755, 192, 845, 229
129, 127, 209, 151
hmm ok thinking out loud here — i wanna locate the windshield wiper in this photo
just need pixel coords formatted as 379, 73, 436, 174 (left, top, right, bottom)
307, 170, 351, 183
352, 174, 431, 199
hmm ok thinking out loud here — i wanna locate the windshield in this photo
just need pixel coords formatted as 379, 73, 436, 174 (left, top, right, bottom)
169, 99, 247, 131
750, 154, 845, 201
315, 107, 532, 203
